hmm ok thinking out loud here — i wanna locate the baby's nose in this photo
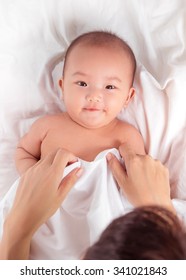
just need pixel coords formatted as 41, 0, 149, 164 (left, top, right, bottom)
87, 92, 102, 102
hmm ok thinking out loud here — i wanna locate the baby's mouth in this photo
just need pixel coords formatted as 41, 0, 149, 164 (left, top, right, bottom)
83, 108, 100, 111
83, 106, 105, 112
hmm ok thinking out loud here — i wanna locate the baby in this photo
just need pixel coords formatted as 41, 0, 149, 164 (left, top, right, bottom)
15, 31, 145, 174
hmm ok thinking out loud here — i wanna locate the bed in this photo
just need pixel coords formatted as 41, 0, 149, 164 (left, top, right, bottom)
0, 0, 186, 257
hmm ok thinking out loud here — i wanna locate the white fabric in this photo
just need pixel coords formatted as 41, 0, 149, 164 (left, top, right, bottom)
0, 0, 186, 258
0, 149, 133, 259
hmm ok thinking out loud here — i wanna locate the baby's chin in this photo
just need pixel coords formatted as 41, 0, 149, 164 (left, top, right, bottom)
77, 121, 110, 130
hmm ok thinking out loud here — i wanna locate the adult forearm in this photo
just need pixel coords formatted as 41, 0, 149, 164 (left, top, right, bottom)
0, 235, 30, 260
0, 218, 31, 260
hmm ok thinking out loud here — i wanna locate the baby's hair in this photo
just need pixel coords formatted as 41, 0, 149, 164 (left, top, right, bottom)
63, 31, 136, 84
84, 206, 186, 260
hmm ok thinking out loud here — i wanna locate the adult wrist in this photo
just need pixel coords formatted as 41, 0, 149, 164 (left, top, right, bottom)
1, 217, 32, 259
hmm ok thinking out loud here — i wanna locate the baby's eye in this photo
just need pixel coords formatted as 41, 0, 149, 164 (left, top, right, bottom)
77, 81, 87, 87
105, 85, 116, 90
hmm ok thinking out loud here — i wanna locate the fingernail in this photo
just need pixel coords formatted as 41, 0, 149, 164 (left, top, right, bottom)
106, 153, 113, 161
76, 168, 83, 177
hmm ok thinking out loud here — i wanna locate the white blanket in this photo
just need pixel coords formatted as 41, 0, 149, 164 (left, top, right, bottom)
0, 148, 186, 260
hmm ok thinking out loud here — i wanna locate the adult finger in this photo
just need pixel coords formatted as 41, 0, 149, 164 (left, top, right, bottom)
58, 167, 83, 201
119, 143, 144, 178
119, 143, 137, 163
52, 148, 78, 172
33, 149, 59, 169
107, 153, 127, 190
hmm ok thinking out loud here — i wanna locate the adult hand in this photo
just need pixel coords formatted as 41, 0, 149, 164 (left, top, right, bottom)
107, 144, 175, 213
0, 148, 83, 259
11, 148, 83, 236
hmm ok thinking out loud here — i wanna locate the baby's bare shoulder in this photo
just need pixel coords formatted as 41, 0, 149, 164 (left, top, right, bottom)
117, 120, 138, 134
117, 120, 145, 155
33, 113, 66, 128
26, 113, 66, 139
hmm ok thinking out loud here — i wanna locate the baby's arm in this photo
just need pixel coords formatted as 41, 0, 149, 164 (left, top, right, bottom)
120, 124, 146, 155
15, 117, 48, 175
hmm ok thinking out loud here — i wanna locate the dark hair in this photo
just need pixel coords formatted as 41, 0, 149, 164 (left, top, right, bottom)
84, 206, 186, 260
63, 31, 136, 84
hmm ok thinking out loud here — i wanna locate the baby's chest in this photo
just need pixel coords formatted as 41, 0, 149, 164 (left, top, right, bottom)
40, 128, 124, 161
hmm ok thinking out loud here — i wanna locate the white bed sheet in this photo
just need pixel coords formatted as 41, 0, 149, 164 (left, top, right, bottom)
0, 1, 186, 208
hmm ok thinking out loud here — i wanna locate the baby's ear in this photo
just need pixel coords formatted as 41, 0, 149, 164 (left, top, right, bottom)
123, 87, 135, 107
58, 78, 64, 99
59, 78, 64, 89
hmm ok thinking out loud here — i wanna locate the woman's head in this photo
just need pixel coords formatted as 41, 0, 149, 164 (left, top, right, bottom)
84, 206, 186, 260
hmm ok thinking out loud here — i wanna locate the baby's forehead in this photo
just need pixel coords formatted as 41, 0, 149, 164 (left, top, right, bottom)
65, 42, 130, 64
69, 40, 127, 54
63, 39, 135, 77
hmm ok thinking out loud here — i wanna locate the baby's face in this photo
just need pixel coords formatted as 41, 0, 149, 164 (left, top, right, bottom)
60, 44, 135, 129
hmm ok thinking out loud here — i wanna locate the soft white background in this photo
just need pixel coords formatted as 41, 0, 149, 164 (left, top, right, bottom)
0, 0, 186, 200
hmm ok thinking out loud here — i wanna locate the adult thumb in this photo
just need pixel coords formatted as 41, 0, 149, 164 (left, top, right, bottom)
107, 153, 127, 190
